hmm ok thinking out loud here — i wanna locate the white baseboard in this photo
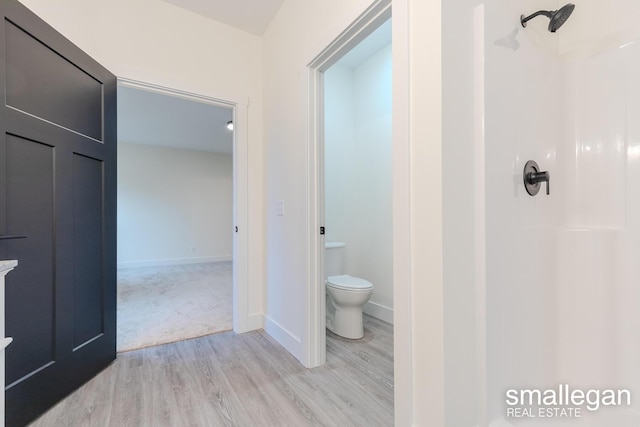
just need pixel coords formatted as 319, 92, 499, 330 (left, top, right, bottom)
363, 301, 394, 324
117, 255, 232, 269
264, 315, 303, 362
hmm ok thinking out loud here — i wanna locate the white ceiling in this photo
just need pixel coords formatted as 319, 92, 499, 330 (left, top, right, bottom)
117, 86, 233, 155
162, 0, 285, 36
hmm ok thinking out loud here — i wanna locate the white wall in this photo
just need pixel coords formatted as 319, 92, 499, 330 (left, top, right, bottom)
441, 0, 482, 423
19, 0, 265, 322
261, 0, 380, 363
325, 44, 393, 323
117, 142, 233, 268
354, 44, 393, 319
325, 64, 356, 245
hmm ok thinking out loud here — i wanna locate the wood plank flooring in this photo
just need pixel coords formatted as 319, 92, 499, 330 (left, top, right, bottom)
29, 315, 394, 427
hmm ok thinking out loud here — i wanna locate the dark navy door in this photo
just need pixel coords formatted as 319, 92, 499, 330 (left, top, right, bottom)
0, 1, 117, 425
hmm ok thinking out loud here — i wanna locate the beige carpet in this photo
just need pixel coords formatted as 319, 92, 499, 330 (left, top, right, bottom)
117, 262, 232, 352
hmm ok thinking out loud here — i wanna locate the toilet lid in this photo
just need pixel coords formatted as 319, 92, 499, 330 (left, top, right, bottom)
326, 275, 373, 291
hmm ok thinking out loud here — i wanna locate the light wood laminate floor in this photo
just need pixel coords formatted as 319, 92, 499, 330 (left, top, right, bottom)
30, 315, 394, 427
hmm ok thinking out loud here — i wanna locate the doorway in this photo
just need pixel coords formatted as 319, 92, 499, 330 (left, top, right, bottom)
307, 1, 392, 366
324, 18, 393, 325
115, 79, 250, 349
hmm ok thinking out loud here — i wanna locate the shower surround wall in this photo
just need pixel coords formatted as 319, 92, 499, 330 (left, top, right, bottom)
324, 44, 393, 323
555, 2, 640, 425
474, 0, 640, 425
482, 0, 561, 421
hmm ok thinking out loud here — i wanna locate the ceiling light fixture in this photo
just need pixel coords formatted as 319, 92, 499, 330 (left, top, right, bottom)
226, 121, 234, 131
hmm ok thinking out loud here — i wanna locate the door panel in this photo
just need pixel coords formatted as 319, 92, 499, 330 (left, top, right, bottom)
72, 153, 105, 349
4, 135, 55, 386
0, 1, 117, 425
5, 16, 103, 141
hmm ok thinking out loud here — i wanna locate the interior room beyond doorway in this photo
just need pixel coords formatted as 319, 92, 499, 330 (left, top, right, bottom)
116, 84, 235, 351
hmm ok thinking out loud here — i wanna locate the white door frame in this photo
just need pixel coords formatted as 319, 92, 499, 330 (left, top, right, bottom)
305, 0, 392, 367
116, 77, 250, 333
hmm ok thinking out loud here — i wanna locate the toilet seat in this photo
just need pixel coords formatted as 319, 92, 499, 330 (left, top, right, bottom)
326, 275, 373, 291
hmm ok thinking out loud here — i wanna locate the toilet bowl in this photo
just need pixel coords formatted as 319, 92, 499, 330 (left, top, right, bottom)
326, 274, 373, 339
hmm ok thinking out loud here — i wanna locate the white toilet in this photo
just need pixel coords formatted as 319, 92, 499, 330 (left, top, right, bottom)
325, 242, 373, 339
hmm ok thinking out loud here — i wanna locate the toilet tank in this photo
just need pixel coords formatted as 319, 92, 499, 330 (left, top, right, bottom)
325, 242, 346, 277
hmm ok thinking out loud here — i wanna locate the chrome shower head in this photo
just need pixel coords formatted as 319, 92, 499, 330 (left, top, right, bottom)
521, 3, 575, 33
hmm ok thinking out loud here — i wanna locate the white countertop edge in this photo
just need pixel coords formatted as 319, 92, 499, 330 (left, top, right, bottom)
0, 260, 18, 274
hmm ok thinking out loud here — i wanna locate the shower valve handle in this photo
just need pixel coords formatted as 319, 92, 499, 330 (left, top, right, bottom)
529, 171, 550, 195
523, 160, 550, 196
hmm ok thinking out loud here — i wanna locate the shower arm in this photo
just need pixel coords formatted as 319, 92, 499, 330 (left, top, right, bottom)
521, 10, 553, 27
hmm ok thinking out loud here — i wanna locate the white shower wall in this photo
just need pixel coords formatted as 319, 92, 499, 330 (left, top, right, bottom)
442, 0, 636, 424
483, 0, 561, 421
555, 3, 640, 425
477, 0, 640, 425
324, 44, 393, 323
